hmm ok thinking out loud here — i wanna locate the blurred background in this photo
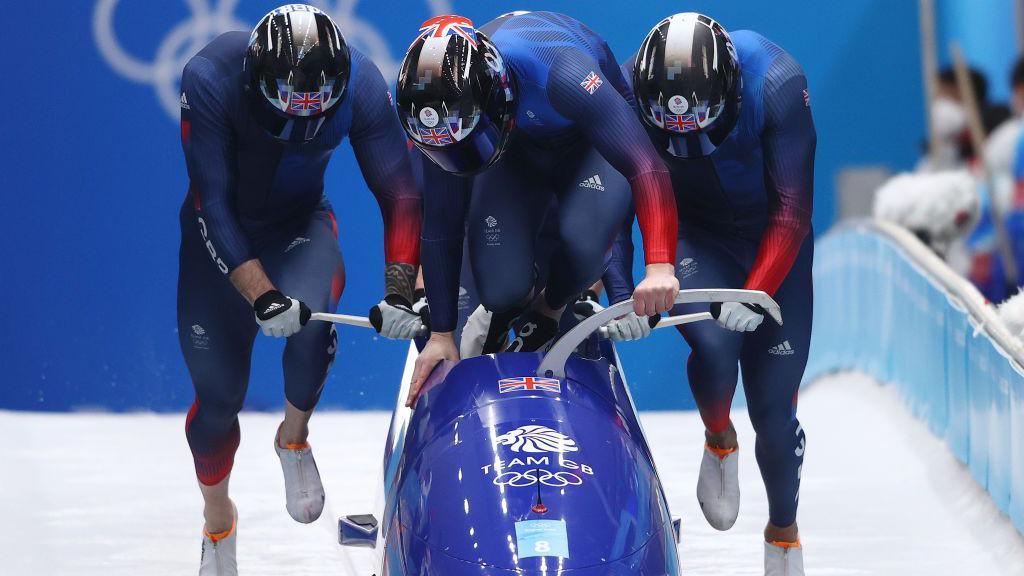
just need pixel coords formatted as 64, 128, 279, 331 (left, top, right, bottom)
0, 0, 1021, 410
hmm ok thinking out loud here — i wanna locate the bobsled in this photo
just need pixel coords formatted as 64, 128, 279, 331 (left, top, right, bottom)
331, 289, 781, 575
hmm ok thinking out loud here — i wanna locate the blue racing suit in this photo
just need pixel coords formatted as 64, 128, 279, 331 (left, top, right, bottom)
603, 31, 815, 528
418, 11, 678, 333
177, 32, 420, 485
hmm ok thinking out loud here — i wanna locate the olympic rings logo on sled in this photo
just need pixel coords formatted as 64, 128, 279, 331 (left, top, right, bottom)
492, 470, 585, 488
92, 0, 452, 121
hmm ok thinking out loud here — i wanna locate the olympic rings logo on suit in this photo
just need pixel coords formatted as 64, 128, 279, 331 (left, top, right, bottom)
93, 0, 452, 121
492, 469, 584, 488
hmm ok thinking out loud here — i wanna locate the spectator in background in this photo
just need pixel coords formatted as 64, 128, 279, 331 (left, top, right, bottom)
1011, 57, 1024, 116
964, 57, 1024, 302
985, 57, 1024, 193
927, 66, 1011, 171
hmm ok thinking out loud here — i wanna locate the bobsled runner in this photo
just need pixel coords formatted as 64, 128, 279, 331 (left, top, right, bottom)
316, 289, 782, 575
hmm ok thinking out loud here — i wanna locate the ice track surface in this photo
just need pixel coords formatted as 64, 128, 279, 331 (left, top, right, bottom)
3, 373, 1024, 575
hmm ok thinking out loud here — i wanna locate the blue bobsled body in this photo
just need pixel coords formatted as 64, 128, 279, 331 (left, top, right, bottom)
377, 351, 680, 575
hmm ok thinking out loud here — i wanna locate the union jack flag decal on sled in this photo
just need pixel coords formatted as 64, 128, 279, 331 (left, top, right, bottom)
498, 377, 562, 394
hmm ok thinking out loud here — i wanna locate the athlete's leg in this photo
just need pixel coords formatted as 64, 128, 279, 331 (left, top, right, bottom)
258, 209, 344, 523
467, 150, 552, 314
674, 231, 748, 441
260, 210, 344, 443
177, 209, 258, 533
674, 231, 749, 530
543, 147, 632, 312
739, 236, 813, 543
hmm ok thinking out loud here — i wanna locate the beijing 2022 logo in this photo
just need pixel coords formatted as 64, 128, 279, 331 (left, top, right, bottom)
93, 0, 451, 121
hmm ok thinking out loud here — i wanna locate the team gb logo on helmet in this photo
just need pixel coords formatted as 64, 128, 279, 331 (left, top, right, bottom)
93, 0, 453, 121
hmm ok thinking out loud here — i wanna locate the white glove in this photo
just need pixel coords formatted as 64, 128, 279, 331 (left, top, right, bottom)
604, 311, 654, 341
253, 290, 310, 338
370, 295, 425, 340
714, 301, 764, 332
573, 291, 654, 342
460, 305, 493, 358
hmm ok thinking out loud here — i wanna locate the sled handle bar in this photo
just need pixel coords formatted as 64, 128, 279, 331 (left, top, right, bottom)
310, 312, 374, 328
596, 311, 716, 338
537, 289, 782, 379
309, 312, 429, 338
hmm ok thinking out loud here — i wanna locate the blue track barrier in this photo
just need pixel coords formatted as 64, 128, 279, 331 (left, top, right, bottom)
807, 221, 1024, 534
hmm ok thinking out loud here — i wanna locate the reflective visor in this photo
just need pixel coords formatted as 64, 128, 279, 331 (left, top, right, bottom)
249, 89, 331, 143
666, 132, 720, 158
413, 112, 505, 175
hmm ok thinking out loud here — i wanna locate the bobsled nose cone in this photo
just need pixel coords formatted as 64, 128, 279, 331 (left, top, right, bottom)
275, 434, 326, 524
697, 444, 740, 531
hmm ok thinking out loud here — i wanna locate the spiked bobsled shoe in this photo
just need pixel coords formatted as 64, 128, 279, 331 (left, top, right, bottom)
199, 505, 238, 576
764, 539, 804, 576
696, 444, 740, 530
274, 428, 325, 524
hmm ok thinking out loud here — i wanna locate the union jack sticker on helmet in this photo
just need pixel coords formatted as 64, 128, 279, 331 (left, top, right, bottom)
419, 15, 478, 47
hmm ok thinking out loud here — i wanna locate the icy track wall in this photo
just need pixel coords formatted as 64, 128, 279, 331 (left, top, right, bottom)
807, 221, 1024, 535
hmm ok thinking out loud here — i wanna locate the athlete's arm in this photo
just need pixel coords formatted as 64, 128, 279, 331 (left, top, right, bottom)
547, 50, 676, 265
547, 49, 679, 314
744, 53, 816, 295
602, 210, 637, 305
181, 56, 276, 304
407, 155, 470, 406
348, 52, 423, 303
417, 157, 472, 333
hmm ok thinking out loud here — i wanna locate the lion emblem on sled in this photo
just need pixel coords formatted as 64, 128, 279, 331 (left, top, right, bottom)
494, 425, 579, 453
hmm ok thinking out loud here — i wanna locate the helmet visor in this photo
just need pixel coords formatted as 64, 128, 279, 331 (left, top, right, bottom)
642, 97, 735, 159
414, 113, 504, 175
248, 90, 332, 143
665, 132, 720, 158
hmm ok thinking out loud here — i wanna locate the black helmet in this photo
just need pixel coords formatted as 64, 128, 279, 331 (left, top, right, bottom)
396, 15, 516, 175
244, 4, 351, 143
633, 13, 741, 158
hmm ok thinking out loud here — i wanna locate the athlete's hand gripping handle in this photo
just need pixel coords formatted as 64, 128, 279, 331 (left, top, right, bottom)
369, 290, 430, 340
539, 288, 782, 378
710, 302, 777, 332
253, 290, 311, 338
573, 291, 660, 341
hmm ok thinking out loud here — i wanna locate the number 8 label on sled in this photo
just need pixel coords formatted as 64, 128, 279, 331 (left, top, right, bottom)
515, 519, 570, 559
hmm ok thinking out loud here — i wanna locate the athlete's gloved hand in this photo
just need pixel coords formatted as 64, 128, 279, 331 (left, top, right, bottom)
711, 301, 765, 332
411, 289, 430, 330
574, 291, 655, 341
254, 290, 311, 338
370, 291, 427, 340
572, 290, 604, 320
460, 305, 493, 359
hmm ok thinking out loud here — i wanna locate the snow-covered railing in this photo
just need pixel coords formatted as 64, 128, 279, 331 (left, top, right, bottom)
807, 220, 1024, 534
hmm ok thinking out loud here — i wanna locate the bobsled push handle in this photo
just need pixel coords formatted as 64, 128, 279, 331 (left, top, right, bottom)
310, 312, 375, 329
537, 289, 782, 379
